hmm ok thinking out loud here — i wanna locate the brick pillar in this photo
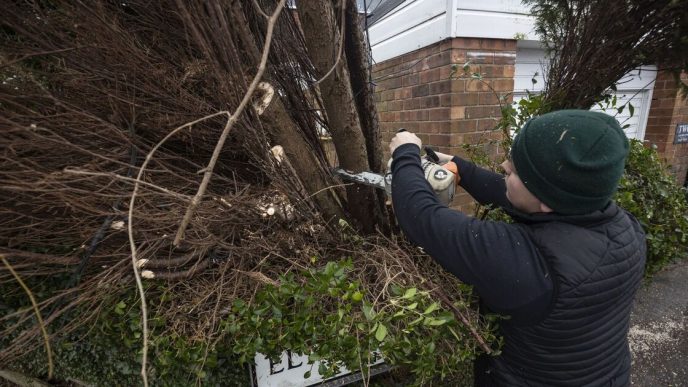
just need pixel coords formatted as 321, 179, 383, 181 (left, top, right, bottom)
373, 37, 516, 212
645, 71, 688, 185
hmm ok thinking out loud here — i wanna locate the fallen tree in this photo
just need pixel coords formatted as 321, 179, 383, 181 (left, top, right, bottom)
0, 1, 495, 385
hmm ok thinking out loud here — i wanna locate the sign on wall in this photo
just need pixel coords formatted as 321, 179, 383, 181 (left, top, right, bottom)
674, 123, 688, 144
254, 351, 386, 387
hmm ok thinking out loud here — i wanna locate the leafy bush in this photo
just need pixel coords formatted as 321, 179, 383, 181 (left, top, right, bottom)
225, 259, 500, 386
615, 140, 688, 275
2, 284, 250, 387
2, 259, 498, 386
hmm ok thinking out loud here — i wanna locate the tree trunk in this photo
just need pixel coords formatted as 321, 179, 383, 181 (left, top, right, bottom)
231, 2, 346, 224
297, 0, 380, 233
343, 0, 390, 231
344, 0, 382, 174
257, 83, 347, 223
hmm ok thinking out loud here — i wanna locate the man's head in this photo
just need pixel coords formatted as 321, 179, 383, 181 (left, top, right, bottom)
503, 110, 630, 215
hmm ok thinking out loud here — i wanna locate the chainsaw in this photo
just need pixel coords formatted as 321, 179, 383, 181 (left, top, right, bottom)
332, 145, 458, 206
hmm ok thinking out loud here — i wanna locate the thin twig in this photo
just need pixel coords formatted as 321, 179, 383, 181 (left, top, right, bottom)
128, 110, 228, 387
252, 0, 269, 19
304, 182, 352, 200
173, 0, 287, 246
0, 47, 85, 69
0, 369, 50, 387
1, 255, 54, 380
63, 168, 192, 200
311, 0, 346, 87
431, 286, 492, 354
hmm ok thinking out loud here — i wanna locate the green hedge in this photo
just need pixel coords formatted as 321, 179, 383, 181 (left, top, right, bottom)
615, 139, 688, 275
3, 260, 496, 386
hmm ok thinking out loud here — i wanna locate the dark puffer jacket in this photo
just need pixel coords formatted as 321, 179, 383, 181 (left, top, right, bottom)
481, 206, 646, 386
390, 144, 646, 386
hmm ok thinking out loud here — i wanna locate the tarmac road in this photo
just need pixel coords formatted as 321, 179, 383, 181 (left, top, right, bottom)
629, 260, 688, 386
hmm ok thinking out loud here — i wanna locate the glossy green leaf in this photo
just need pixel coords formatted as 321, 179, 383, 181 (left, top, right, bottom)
375, 324, 388, 342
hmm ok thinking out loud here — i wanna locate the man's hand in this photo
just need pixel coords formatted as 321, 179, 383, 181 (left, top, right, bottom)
389, 131, 422, 155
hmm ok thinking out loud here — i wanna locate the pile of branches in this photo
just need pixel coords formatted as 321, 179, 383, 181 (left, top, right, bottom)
0, 0, 492, 378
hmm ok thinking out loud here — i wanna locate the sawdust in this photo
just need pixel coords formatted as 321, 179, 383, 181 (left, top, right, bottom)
628, 317, 686, 355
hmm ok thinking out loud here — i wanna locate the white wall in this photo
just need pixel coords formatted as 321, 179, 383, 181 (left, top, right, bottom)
452, 0, 536, 40
369, 0, 537, 62
368, 0, 450, 63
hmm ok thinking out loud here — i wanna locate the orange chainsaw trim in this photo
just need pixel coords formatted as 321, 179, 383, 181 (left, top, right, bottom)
444, 161, 460, 185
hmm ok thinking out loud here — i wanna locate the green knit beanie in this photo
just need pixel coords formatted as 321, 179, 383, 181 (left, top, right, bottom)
511, 110, 629, 215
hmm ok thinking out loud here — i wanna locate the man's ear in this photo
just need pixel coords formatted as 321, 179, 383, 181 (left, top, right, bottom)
539, 201, 554, 213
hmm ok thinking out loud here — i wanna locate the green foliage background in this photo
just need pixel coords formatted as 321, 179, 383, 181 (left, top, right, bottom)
1, 279, 249, 386
616, 140, 688, 275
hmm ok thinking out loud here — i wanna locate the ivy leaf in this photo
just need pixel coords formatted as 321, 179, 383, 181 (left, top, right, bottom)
308, 353, 321, 362
375, 324, 388, 342
628, 103, 635, 117
423, 302, 440, 315
304, 370, 312, 379
362, 302, 375, 321
402, 288, 417, 299
389, 284, 403, 296
115, 301, 126, 315
423, 317, 448, 326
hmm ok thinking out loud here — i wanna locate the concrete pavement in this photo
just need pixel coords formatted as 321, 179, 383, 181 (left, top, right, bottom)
630, 260, 688, 386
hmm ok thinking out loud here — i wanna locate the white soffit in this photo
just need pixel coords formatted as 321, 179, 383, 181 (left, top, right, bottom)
369, 0, 448, 63
369, 0, 538, 63
453, 0, 536, 40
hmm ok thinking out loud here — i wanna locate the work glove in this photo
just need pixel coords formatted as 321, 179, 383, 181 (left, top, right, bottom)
389, 131, 421, 155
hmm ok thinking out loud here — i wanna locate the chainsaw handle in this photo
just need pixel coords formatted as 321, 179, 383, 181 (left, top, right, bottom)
424, 146, 440, 163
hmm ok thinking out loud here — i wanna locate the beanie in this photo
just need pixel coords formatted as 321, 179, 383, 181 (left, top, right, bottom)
510, 110, 629, 215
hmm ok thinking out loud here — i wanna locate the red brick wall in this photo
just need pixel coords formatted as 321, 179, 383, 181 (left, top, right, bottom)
645, 71, 688, 185
373, 37, 516, 212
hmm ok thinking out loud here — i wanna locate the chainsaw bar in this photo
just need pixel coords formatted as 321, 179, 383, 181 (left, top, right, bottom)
332, 168, 389, 190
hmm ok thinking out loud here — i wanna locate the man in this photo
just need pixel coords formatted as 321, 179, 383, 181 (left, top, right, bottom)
389, 110, 646, 386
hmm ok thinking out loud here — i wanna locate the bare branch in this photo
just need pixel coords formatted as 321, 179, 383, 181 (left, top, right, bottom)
63, 168, 192, 200
252, 0, 269, 19
1, 255, 54, 380
127, 110, 228, 387
173, 0, 288, 246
